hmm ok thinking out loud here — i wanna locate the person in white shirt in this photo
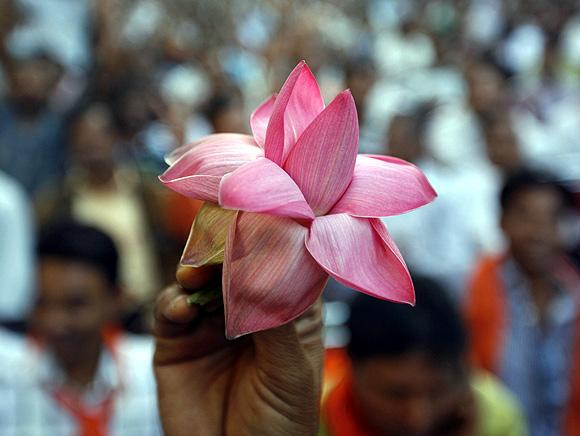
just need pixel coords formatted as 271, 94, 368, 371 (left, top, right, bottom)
0, 221, 161, 435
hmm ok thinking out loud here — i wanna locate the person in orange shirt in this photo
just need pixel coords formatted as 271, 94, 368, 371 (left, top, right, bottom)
322, 277, 526, 436
465, 169, 580, 436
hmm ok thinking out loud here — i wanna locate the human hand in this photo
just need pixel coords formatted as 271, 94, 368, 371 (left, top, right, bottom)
154, 265, 324, 436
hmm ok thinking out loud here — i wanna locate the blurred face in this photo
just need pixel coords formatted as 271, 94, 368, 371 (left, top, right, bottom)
70, 109, 116, 170
484, 118, 521, 172
9, 60, 56, 116
467, 65, 503, 112
387, 117, 422, 163
502, 187, 564, 275
32, 258, 116, 366
119, 89, 151, 135
352, 354, 470, 436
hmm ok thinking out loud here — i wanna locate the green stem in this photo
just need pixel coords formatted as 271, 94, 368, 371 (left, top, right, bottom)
187, 287, 222, 306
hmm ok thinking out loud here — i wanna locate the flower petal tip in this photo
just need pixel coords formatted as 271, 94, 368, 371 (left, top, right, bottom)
306, 215, 414, 303
158, 173, 173, 185
334, 90, 357, 115
225, 330, 245, 341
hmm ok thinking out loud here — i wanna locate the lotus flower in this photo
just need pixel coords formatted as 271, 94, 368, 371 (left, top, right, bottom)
160, 61, 436, 338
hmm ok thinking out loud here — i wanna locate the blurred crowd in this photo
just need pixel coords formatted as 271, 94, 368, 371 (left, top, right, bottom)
0, 0, 580, 435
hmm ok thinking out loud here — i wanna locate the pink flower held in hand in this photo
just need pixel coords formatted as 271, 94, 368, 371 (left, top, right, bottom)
160, 61, 437, 339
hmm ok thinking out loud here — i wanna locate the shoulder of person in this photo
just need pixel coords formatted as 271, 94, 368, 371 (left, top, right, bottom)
471, 370, 529, 436
115, 333, 156, 386
0, 329, 34, 384
116, 333, 155, 362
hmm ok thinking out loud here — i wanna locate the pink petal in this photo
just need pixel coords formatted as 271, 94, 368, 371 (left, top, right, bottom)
219, 157, 315, 220
306, 214, 414, 304
223, 212, 328, 338
164, 135, 213, 165
264, 61, 324, 165
159, 134, 262, 202
284, 91, 359, 216
165, 143, 192, 166
330, 155, 437, 217
250, 94, 276, 148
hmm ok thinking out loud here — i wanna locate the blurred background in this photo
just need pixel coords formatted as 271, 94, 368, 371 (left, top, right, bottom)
0, 0, 579, 435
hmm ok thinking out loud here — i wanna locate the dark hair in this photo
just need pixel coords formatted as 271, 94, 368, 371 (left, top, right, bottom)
37, 221, 119, 288
347, 276, 467, 366
500, 168, 572, 213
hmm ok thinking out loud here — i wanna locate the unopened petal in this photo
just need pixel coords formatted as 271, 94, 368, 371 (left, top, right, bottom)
264, 61, 324, 165
330, 155, 437, 217
306, 214, 414, 304
251, 94, 276, 148
284, 91, 358, 215
223, 212, 328, 338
